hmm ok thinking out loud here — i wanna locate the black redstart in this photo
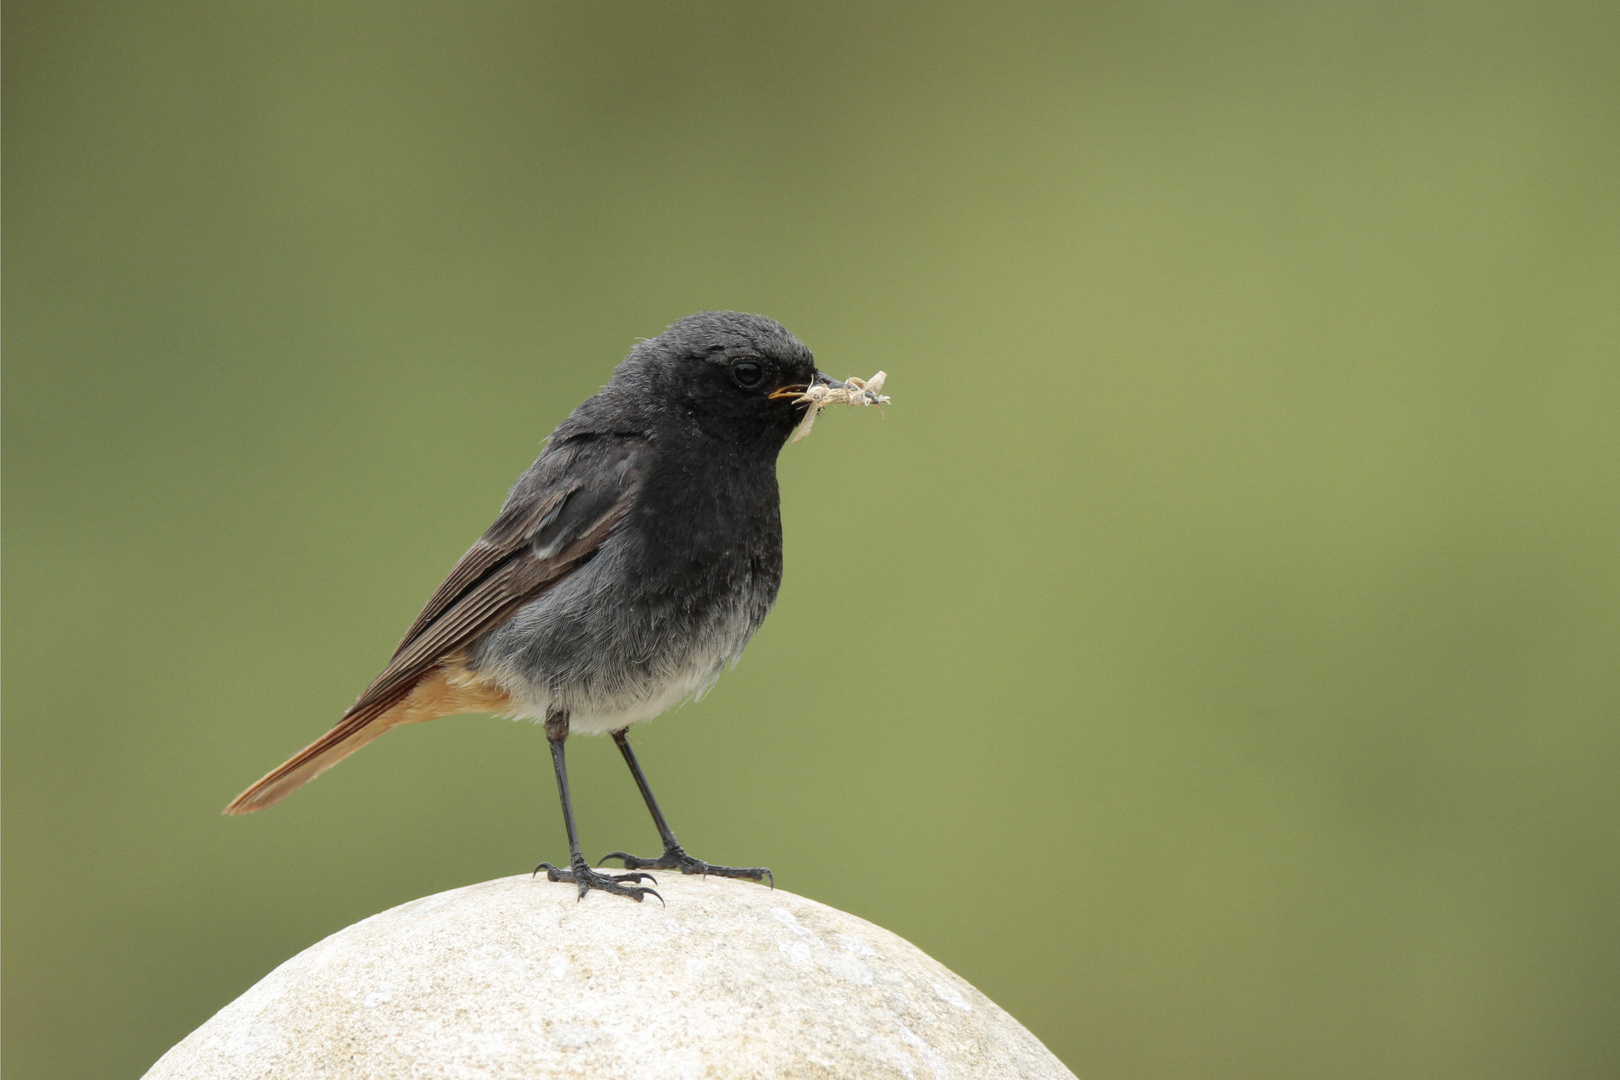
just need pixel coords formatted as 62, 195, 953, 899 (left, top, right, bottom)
227, 312, 875, 902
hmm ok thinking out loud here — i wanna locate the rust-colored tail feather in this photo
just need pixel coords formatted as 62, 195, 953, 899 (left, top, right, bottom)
223, 714, 398, 814
223, 661, 513, 815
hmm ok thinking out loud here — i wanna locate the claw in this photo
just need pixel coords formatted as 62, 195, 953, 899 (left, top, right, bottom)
535, 860, 662, 903
601, 845, 772, 885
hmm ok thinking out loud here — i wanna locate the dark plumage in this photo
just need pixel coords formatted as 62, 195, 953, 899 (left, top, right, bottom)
227, 312, 850, 901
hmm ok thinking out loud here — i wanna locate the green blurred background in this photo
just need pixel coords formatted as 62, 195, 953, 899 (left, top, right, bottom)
5, 2, 1618, 1078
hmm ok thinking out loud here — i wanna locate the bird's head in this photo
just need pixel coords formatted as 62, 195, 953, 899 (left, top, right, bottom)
615, 311, 845, 448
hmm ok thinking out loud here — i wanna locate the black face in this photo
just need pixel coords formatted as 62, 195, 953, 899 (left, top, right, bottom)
642, 312, 823, 442
705, 341, 818, 409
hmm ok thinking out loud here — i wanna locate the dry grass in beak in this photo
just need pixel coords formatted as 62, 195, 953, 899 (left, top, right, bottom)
783, 371, 890, 443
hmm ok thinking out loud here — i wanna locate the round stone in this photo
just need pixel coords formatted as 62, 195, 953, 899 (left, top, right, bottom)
144, 873, 1076, 1079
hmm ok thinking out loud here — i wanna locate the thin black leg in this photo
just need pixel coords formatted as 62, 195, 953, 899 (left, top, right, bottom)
534, 712, 661, 903
614, 727, 683, 852
597, 728, 772, 887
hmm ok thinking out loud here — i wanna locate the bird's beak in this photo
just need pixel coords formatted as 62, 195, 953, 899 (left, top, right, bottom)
769, 371, 845, 401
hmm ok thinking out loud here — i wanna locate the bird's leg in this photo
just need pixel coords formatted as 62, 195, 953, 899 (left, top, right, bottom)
535, 711, 661, 903
597, 728, 772, 886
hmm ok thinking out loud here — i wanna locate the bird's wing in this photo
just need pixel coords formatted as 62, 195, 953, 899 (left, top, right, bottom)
224, 434, 648, 814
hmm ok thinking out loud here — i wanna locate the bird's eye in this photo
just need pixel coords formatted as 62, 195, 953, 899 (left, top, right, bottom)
731, 361, 764, 389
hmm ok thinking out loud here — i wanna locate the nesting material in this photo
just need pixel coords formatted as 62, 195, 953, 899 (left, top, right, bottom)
789, 371, 891, 442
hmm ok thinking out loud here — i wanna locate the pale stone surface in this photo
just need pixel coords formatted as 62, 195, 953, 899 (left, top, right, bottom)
145, 873, 1077, 1079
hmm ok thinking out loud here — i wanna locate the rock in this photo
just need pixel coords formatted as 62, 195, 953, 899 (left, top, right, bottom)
144, 873, 1077, 1079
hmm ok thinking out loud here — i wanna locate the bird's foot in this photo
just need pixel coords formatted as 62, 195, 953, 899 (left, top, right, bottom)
599, 845, 773, 887
535, 858, 663, 904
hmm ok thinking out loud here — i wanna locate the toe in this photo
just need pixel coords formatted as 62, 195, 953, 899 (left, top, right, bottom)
610, 870, 657, 885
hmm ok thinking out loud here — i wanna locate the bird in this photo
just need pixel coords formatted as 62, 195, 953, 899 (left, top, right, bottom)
226, 311, 866, 902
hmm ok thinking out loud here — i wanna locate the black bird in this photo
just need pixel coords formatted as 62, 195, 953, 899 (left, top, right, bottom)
227, 312, 862, 902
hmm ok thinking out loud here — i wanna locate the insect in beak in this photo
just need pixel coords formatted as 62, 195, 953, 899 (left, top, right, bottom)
778, 371, 890, 442
770, 372, 846, 400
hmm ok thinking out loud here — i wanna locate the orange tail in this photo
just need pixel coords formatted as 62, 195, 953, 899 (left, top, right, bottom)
223, 716, 398, 814
223, 663, 513, 815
